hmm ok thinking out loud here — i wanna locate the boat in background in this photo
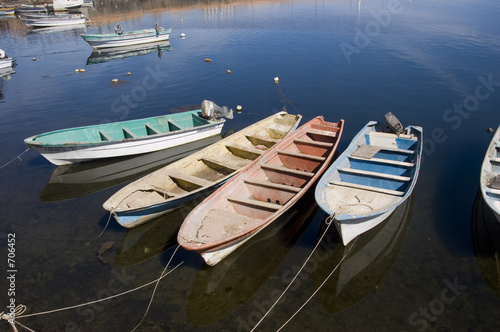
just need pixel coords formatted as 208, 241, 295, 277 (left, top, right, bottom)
81, 24, 171, 49
103, 112, 302, 229
22, 13, 88, 27
0, 49, 13, 69
86, 41, 172, 65
315, 113, 422, 245
480, 125, 500, 223
24, 101, 228, 165
178, 116, 344, 266
52, 0, 84, 11
0, 6, 15, 15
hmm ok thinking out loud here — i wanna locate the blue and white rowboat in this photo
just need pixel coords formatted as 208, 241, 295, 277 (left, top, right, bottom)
315, 114, 423, 245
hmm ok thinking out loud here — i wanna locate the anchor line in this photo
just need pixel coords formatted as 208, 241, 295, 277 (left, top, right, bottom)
250, 214, 337, 331
0, 148, 30, 170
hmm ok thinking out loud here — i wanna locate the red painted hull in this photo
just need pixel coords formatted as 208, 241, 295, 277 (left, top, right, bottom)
178, 116, 344, 265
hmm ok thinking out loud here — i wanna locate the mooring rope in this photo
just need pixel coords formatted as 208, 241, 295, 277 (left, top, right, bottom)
130, 244, 183, 331
1, 261, 183, 332
96, 212, 113, 238
0, 148, 30, 170
250, 214, 336, 332
276, 236, 358, 332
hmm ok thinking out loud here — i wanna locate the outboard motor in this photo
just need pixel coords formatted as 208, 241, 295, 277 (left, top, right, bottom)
201, 100, 234, 120
384, 112, 404, 134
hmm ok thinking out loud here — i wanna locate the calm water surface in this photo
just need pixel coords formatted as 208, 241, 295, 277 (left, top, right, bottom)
1, 0, 500, 331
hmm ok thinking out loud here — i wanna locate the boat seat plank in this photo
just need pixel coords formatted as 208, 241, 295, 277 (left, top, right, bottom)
200, 157, 240, 174
359, 144, 414, 155
310, 123, 340, 133
145, 123, 161, 135
225, 142, 264, 160
338, 167, 411, 182
490, 157, 500, 164
244, 179, 301, 193
227, 196, 281, 211
168, 120, 183, 130
330, 180, 405, 196
369, 131, 416, 140
293, 138, 333, 148
245, 135, 278, 148
167, 170, 213, 188
261, 164, 314, 177
99, 130, 112, 141
306, 128, 337, 137
122, 127, 138, 139
349, 155, 414, 167
277, 149, 326, 161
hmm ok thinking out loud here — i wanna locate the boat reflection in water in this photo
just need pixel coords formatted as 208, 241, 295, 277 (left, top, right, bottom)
114, 195, 206, 267
0, 67, 15, 100
86, 41, 172, 65
187, 191, 321, 326
312, 193, 414, 313
471, 190, 500, 298
40, 134, 222, 202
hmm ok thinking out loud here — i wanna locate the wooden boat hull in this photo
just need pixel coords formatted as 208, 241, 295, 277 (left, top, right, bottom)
81, 28, 171, 49
103, 112, 303, 229
24, 109, 225, 165
315, 120, 422, 245
178, 116, 344, 265
480, 125, 500, 223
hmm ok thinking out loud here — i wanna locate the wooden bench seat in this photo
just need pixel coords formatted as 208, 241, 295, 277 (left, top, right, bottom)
99, 129, 112, 141
245, 135, 278, 148
338, 167, 411, 182
167, 170, 213, 189
200, 157, 240, 174
145, 123, 161, 135
349, 155, 414, 168
225, 142, 263, 160
330, 180, 405, 196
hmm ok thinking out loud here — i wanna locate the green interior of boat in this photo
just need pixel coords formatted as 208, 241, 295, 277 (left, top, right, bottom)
33, 111, 210, 144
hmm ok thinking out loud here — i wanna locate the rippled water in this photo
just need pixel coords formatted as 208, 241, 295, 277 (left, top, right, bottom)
1, 0, 500, 331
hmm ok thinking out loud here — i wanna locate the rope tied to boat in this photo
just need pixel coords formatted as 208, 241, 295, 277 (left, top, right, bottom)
1, 261, 183, 331
0, 148, 30, 170
0, 304, 35, 332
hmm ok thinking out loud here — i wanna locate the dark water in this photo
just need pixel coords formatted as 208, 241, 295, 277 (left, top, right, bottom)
1, 0, 500, 331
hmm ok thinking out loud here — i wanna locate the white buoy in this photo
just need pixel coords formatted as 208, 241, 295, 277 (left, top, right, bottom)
112, 78, 118, 83
75, 69, 80, 73
79, 69, 85, 73
226, 70, 232, 74
274, 77, 279, 83
180, 33, 186, 38
126, 72, 131, 76
236, 105, 242, 112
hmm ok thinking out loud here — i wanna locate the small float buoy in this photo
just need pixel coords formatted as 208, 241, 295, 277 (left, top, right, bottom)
226, 70, 232, 74
79, 69, 85, 73
32, 57, 36, 61
112, 78, 118, 83
204, 58, 212, 62
180, 33, 186, 38
487, 128, 494, 133
75, 69, 80, 73
126, 72, 131, 76
274, 77, 279, 83
181, 19, 184, 23
236, 105, 242, 113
